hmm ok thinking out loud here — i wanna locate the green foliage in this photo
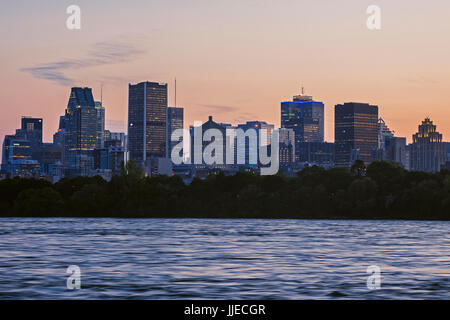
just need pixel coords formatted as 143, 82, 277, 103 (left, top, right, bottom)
0, 161, 448, 220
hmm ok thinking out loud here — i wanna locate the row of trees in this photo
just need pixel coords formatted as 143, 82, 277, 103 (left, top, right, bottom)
0, 161, 449, 220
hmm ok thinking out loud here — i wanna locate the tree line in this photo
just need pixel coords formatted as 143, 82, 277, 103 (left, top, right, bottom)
0, 160, 449, 220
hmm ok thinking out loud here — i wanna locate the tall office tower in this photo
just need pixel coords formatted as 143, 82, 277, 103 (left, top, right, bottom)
95, 101, 105, 149
64, 87, 98, 177
16, 117, 43, 160
281, 92, 324, 161
128, 81, 168, 166
410, 118, 446, 173
167, 107, 184, 158
335, 102, 378, 168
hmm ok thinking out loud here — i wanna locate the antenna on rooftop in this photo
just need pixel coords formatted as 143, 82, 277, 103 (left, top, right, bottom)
175, 78, 177, 107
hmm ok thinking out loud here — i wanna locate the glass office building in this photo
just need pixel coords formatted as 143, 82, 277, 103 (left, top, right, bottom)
128, 82, 168, 166
335, 102, 378, 168
64, 87, 98, 177
281, 94, 324, 161
15, 117, 43, 160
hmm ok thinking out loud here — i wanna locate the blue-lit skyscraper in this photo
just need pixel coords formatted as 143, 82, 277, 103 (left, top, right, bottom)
281, 92, 324, 161
64, 87, 97, 177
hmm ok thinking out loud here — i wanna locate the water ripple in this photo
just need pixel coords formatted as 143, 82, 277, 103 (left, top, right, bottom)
0, 218, 449, 299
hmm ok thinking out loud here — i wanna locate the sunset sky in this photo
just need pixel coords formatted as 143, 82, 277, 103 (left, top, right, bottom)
1, 0, 450, 152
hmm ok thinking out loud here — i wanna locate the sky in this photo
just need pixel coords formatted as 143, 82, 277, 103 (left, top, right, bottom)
1, 0, 450, 151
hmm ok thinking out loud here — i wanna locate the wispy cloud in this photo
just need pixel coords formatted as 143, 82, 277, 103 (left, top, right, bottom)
197, 104, 260, 124
21, 40, 145, 86
401, 74, 438, 85
200, 104, 238, 113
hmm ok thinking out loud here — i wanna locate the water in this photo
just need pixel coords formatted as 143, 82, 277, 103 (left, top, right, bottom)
0, 218, 448, 299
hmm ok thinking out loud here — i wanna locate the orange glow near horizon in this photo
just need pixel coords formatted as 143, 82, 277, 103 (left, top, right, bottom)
1, 1, 450, 150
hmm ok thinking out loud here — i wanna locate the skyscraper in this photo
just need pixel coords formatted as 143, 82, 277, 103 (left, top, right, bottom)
281, 92, 324, 161
16, 117, 43, 160
128, 81, 168, 166
167, 106, 184, 158
410, 118, 446, 172
64, 87, 97, 177
95, 101, 105, 149
335, 102, 378, 168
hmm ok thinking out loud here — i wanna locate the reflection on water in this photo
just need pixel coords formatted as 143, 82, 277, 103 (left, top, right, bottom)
0, 218, 448, 299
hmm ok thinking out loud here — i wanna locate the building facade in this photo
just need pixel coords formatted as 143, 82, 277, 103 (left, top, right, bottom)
298, 142, 335, 165
236, 121, 274, 165
95, 101, 105, 149
410, 118, 446, 172
190, 116, 228, 167
279, 128, 295, 165
64, 87, 98, 177
167, 106, 184, 158
16, 117, 43, 160
281, 93, 324, 161
128, 81, 168, 166
335, 102, 378, 168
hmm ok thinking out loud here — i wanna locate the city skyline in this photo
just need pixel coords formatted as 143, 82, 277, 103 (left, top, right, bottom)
2, 1, 450, 151
1, 83, 449, 168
